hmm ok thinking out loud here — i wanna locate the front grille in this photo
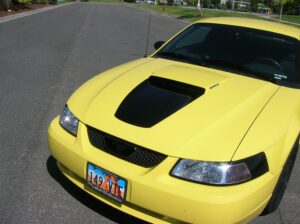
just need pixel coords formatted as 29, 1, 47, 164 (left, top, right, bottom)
87, 126, 167, 168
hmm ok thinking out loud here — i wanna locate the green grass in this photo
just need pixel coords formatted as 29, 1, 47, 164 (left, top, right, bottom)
136, 5, 262, 21
272, 15, 300, 24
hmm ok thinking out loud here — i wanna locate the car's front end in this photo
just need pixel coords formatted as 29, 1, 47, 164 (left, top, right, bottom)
48, 18, 300, 224
48, 113, 278, 224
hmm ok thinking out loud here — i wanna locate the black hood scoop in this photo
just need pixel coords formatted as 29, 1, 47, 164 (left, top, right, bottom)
115, 76, 205, 127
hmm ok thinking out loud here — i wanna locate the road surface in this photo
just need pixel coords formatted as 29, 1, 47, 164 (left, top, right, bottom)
0, 3, 299, 224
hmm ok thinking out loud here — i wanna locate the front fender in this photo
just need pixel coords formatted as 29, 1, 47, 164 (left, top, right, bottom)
232, 86, 300, 175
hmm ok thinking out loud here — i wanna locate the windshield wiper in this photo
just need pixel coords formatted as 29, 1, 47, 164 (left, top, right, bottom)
199, 58, 279, 84
156, 53, 280, 84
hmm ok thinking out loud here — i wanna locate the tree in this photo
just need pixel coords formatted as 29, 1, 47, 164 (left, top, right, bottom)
210, 0, 220, 8
203, 0, 212, 8
196, 0, 203, 16
211, 0, 220, 6
0, 0, 11, 10
278, 0, 294, 20
250, 0, 259, 12
186, 0, 195, 5
226, 0, 232, 9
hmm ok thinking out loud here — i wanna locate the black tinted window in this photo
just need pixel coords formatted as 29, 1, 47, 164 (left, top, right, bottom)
156, 24, 300, 86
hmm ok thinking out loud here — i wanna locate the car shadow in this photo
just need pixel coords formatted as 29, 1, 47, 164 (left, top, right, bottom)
46, 156, 149, 224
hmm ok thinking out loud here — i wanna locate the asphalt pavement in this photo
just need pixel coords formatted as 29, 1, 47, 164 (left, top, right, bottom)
0, 3, 299, 224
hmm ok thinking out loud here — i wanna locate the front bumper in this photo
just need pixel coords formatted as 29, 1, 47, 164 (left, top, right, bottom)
48, 117, 279, 224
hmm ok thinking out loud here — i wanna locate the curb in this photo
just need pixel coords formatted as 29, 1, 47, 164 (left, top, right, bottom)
0, 2, 74, 24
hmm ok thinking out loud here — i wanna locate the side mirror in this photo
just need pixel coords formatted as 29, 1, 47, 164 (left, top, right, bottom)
154, 41, 165, 50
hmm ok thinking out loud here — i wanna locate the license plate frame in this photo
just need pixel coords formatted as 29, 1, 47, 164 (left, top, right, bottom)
86, 163, 127, 203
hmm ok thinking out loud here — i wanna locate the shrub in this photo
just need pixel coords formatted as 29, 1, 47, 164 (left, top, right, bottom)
0, 0, 11, 9
226, 0, 232, 9
186, 0, 195, 6
220, 3, 227, 10
211, 0, 219, 5
11, 0, 30, 5
203, 0, 212, 8
285, 8, 297, 15
284, 2, 299, 15
271, 3, 281, 14
17, 0, 32, 4
233, 1, 239, 9
249, 0, 259, 12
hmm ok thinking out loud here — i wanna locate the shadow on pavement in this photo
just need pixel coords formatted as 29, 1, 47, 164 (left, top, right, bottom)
46, 156, 148, 224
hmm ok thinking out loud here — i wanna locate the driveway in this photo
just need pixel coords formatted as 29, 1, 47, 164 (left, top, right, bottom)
0, 3, 299, 224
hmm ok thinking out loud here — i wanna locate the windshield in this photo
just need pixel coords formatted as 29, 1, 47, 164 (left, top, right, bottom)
154, 23, 300, 86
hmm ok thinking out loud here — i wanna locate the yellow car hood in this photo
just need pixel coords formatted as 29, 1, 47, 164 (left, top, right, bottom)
68, 58, 279, 161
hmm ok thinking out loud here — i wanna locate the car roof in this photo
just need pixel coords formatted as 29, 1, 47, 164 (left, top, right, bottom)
196, 17, 300, 40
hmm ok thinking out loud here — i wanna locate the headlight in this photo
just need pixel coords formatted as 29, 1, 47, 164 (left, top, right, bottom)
171, 153, 268, 185
59, 105, 79, 136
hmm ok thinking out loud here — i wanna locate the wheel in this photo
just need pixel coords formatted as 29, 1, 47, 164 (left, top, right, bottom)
261, 137, 299, 215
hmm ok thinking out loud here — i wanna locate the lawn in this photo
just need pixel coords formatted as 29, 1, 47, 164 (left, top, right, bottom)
136, 5, 262, 21
272, 15, 300, 24
84, 1, 300, 25
136, 4, 300, 26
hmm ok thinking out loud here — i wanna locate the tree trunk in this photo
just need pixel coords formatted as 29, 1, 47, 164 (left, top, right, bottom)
279, 4, 283, 21
0, 0, 11, 10
196, 0, 202, 16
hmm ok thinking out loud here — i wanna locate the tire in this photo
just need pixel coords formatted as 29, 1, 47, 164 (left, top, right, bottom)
261, 137, 299, 216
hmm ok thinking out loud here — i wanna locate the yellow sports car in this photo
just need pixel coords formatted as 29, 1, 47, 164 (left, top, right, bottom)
48, 17, 300, 224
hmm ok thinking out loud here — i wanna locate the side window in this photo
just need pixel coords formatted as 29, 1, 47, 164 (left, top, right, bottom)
173, 26, 211, 49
